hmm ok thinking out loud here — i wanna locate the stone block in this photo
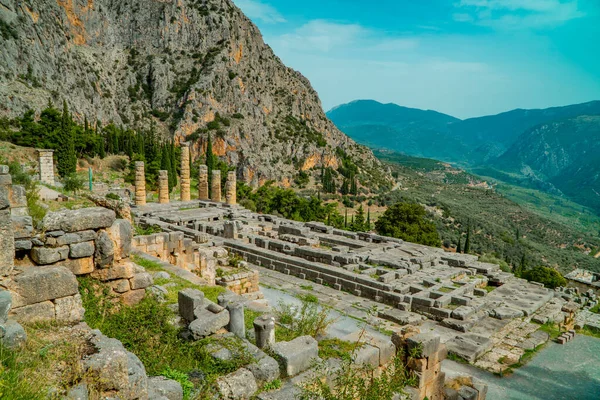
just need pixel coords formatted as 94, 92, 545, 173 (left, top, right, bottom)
458, 385, 478, 400
70, 241, 95, 258
0, 290, 11, 324
91, 263, 135, 281
12, 266, 78, 306
407, 333, 440, 358
107, 219, 133, 261
55, 294, 85, 323
148, 376, 184, 400
189, 308, 230, 339
1, 320, 26, 349
352, 343, 380, 368
11, 216, 33, 239
63, 257, 95, 275
178, 289, 205, 321
130, 273, 154, 290
271, 335, 320, 377
95, 230, 115, 268
427, 344, 447, 367
11, 301, 56, 323
14, 239, 32, 251
121, 289, 146, 306
215, 368, 258, 400
56, 231, 98, 246
41, 207, 116, 233
31, 245, 69, 265
110, 279, 131, 293
247, 353, 280, 384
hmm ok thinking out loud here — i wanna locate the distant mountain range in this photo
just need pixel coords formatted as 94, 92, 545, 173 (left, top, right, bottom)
327, 100, 600, 213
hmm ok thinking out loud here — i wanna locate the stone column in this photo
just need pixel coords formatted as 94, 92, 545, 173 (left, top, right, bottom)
37, 149, 55, 186
225, 170, 237, 206
158, 170, 169, 204
134, 161, 146, 206
254, 314, 275, 349
211, 170, 221, 202
180, 143, 191, 202
0, 165, 14, 276
228, 302, 245, 339
198, 165, 209, 200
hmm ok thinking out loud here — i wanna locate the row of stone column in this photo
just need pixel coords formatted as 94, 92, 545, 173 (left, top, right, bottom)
134, 144, 237, 206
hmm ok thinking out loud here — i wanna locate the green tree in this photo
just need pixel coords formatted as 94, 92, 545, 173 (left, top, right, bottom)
350, 205, 367, 232
522, 266, 567, 289
160, 144, 175, 192
206, 134, 215, 196
56, 101, 77, 177
366, 208, 371, 230
456, 237, 462, 254
374, 202, 440, 247
464, 223, 471, 254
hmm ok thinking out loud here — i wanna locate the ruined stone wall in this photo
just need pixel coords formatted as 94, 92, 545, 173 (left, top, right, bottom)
216, 269, 259, 296
132, 231, 200, 271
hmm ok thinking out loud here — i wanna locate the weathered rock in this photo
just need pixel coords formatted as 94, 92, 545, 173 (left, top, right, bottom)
110, 279, 131, 293
12, 266, 79, 306
90, 262, 135, 281
215, 368, 258, 400
14, 239, 32, 251
70, 241, 95, 258
41, 207, 116, 233
63, 257, 95, 275
0, 209, 14, 276
11, 215, 33, 239
189, 308, 230, 339
11, 301, 56, 323
107, 219, 133, 261
130, 273, 154, 290
147, 376, 184, 400
55, 230, 98, 246
31, 245, 69, 265
407, 332, 440, 358
271, 335, 320, 377
55, 294, 85, 323
178, 289, 205, 322
65, 382, 89, 400
0, 290, 12, 324
1, 320, 27, 349
84, 330, 148, 399
95, 230, 115, 268
121, 289, 146, 306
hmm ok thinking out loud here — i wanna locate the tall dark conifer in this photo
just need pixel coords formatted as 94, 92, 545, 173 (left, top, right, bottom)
464, 223, 471, 254
56, 100, 76, 177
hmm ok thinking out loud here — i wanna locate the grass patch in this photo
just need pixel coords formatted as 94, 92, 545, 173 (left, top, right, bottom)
484, 285, 496, 293
438, 287, 454, 293
318, 338, 363, 360
131, 255, 225, 303
589, 304, 600, 314
275, 295, 334, 342
78, 277, 248, 399
134, 224, 163, 236
446, 352, 468, 364
261, 378, 282, 392
537, 321, 561, 340
300, 284, 314, 291
577, 327, 600, 339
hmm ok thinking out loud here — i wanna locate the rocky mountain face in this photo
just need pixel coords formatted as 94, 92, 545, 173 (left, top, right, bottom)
0, 0, 388, 188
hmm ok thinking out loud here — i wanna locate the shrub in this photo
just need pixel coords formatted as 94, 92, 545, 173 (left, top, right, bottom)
521, 266, 567, 289
374, 202, 440, 247
63, 174, 85, 194
275, 294, 333, 341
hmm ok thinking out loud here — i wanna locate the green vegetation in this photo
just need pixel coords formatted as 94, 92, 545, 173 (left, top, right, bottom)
299, 348, 415, 400
5, 160, 46, 226
274, 294, 333, 342
318, 338, 362, 360
78, 277, 246, 398
134, 224, 163, 236
376, 150, 600, 273
520, 266, 567, 289
375, 202, 440, 247
261, 379, 282, 392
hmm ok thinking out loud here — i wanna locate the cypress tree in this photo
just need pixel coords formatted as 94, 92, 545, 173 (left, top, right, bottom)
344, 209, 348, 228
464, 224, 471, 254
366, 208, 371, 229
456, 237, 462, 254
161, 144, 174, 192
56, 100, 77, 177
168, 141, 177, 190
206, 134, 215, 195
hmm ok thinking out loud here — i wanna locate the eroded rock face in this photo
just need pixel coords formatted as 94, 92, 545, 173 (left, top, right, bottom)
0, 0, 389, 189
41, 208, 116, 233
11, 266, 79, 307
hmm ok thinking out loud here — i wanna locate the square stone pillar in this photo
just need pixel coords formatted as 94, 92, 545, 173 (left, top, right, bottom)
0, 165, 15, 276
211, 170, 221, 202
158, 170, 169, 204
37, 149, 55, 186
198, 165, 209, 200
180, 143, 191, 202
134, 161, 146, 206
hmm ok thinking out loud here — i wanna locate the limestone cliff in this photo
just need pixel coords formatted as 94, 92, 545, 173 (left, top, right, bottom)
0, 0, 390, 188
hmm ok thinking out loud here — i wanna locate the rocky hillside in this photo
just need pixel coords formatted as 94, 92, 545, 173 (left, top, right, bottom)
0, 0, 388, 188
491, 115, 600, 213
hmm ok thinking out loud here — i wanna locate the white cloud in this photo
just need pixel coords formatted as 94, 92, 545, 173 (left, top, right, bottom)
455, 0, 586, 28
233, 0, 286, 24
269, 20, 419, 54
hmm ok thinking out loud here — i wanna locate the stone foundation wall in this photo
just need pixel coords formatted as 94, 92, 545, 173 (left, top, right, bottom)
132, 232, 200, 271
216, 269, 259, 296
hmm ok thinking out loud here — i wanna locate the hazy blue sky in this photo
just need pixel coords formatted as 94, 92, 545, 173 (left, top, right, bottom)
233, 0, 600, 119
